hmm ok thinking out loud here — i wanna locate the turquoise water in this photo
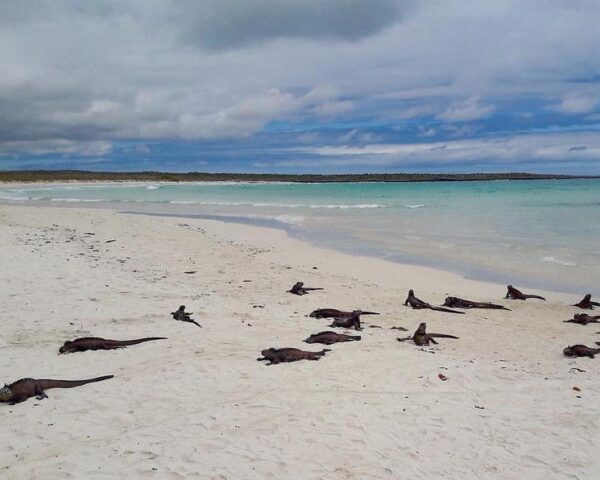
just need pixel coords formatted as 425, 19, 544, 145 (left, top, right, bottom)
1, 179, 598, 293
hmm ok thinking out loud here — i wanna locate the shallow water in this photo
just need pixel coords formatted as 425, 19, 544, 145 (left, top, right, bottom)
1, 179, 598, 293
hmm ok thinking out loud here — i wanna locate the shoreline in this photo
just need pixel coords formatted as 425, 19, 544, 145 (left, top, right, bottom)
0, 195, 590, 296
0, 203, 597, 478
125, 209, 587, 296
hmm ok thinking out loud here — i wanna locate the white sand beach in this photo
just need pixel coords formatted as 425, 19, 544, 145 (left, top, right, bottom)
0, 204, 597, 479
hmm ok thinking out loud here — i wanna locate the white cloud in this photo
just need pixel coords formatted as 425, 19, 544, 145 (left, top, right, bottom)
338, 129, 381, 143
437, 96, 495, 122
551, 92, 599, 115
419, 127, 437, 137
282, 131, 600, 167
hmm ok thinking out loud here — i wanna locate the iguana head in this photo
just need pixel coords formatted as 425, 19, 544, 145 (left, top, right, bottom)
563, 346, 575, 357
0, 385, 12, 402
261, 348, 276, 357
59, 341, 73, 354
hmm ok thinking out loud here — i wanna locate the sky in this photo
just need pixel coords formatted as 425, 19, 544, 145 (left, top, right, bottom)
1, 0, 600, 174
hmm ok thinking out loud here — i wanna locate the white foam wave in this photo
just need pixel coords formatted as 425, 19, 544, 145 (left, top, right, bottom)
49, 198, 104, 203
276, 215, 304, 225
404, 204, 426, 209
0, 195, 31, 201
311, 204, 383, 209
146, 185, 160, 190
168, 200, 384, 209
244, 214, 305, 226
541, 256, 577, 266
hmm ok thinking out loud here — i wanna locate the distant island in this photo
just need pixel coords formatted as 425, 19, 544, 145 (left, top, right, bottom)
0, 170, 598, 183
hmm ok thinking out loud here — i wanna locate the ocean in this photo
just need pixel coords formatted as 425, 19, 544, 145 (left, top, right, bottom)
1, 179, 598, 294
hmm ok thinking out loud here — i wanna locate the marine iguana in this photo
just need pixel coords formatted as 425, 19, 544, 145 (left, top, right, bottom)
304, 331, 361, 345
171, 305, 202, 328
328, 311, 363, 331
442, 296, 510, 311
0, 375, 114, 405
288, 282, 324, 296
563, 344, 600, 359
403, 290, 464, 314
504, 285, 546, 301
309, 308, 379, 319
257, 347, 330, 365
397, 322, 459, 346
563, 313, 600, 325
572, 294, 600, 309
59, 337, 167, 354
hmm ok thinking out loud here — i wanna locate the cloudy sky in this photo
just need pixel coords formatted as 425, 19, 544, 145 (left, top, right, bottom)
1, 0, 600, 173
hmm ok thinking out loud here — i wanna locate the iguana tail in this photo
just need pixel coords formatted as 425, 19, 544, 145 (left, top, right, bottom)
107, 337, 166, 346
523, 294, 546, 300
39, 375, 114, 390
430, 306, 465, 314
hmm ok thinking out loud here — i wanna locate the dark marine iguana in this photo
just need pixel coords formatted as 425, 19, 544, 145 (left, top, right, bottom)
403, 290, 464, 314
309, 308, 379, 319
288, 282, 324, 296
563, 345, 600, 359
397, 322, 459, 346
0, 375, 114, 405
171, 305, 202, 328
257, 347, 330, 365
304, 331, 361, 345
563, 313, 600, 326
442, 296, 510, 311
59, 337, 166, 354
328, 311, 363, 331
504, 285, 545, 301
572, 294, 600, 310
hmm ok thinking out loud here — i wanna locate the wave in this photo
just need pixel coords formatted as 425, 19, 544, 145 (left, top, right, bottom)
0, 195, 384, 210
541, 256, 577, 266
8, 183, 169, 193
168, 200, 384, 209
244, 214, 305, 226
404, 204, 426, 209
49, 198, 104, 203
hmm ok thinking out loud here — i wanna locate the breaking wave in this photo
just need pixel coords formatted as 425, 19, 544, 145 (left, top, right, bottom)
540, 256, 577, 266
168, 201, 384, 209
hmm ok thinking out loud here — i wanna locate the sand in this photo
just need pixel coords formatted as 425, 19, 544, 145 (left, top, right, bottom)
0, 204, 597, 479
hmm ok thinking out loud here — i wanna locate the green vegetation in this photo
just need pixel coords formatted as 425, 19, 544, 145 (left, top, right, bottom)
0, 170, 596, 183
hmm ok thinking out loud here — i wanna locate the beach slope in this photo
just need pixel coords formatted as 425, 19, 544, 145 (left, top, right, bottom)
0, 205, 597, 479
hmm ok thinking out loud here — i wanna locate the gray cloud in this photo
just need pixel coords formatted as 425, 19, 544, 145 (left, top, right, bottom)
175, 0, 405, 50
1, 0, 600, 162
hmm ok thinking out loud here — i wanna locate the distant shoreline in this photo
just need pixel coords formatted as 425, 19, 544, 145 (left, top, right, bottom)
0, 170, 598, 183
